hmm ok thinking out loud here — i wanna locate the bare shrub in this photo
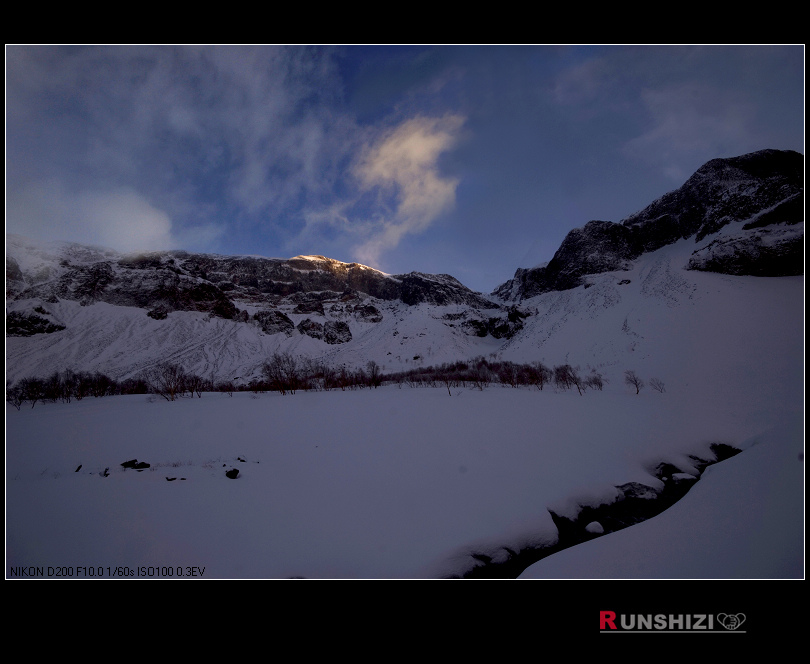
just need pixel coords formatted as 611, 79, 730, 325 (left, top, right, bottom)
649, 377, 666, 393
624, 370, 645, 395
584, 371, 605, 391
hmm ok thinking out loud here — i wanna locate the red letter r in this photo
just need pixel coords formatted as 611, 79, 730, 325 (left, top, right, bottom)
600, 611, 617, 630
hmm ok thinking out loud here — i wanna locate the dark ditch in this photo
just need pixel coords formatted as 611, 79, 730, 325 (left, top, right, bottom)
453, 443, 742, 579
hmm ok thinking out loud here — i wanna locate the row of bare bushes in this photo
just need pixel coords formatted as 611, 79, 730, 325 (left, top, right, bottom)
7, 355, 663, 408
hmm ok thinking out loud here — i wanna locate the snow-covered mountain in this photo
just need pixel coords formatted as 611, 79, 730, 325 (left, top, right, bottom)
494, 148, 803, 300
5, 148, 804, 388
5, 149, 804, 580
5, 235, 511, 384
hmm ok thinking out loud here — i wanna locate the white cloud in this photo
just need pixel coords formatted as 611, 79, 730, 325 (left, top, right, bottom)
352, 115, 465, 266
6, 180, 182, 253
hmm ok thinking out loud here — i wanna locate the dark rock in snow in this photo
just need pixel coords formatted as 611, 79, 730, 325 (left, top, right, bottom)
686, 224, 804, 276
297, 318, 324, 340
254, 309, 295, 336
462, 319, 489, 337
6, 311, 66, 336
293, 298, 325, 315
353, 303, 383, 322
121, 459, 150, 470
323, 320, 352, 344
147, 305, 169, 320
397, 272, 494, 308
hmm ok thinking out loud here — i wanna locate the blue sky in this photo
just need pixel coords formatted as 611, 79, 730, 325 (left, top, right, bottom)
5, 45, 805, 293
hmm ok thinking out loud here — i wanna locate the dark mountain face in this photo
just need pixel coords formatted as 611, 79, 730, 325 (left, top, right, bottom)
621, 148, 803, 246
495, 149, 804, 301
6, 246, 498, 323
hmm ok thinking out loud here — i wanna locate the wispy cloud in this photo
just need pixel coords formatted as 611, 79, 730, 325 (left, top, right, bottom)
351, 114, 465, 266
6, 46, 349, 250
623, 84, 757, 182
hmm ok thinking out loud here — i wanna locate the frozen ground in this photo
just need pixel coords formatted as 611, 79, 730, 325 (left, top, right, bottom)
6, 239, 804, 579
6, 380, 803, 579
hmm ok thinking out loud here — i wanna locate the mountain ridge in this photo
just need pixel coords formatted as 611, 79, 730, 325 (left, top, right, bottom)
6, 149, 804, 385
493, 148, 803, 300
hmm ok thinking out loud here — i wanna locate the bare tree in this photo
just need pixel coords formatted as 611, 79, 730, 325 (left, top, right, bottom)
553, 364, 576, 391
497, 361, 521, 388
262, 352, 302, 395
624, 370, 645, 395
366, 360, 382, 388
143, 363, 188, 401
567, 366, 586, 396
6, 381, 24, 410
18, 377, 46, 408
526, 362, 551, 391
185, 373, 208, 398
584, 371, 605, 391
649, 377, 666, 393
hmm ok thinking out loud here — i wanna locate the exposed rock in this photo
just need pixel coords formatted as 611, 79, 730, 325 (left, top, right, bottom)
118, 253, 165, 270
353, 303, 383, 322
297, 318, 324, 340
462, 319, 489, 337
687, 223, 804, 276
461, 307, 528, 339
254, 309, 295, 336
495, 149, 804, 300
623, 148, 803, 246
398, 272, 494, 308
121, 459, 150, 470
6, 238, 499, 316
323, 320, 352, 344
6, 311, 66, 336
147, 305, 169, 320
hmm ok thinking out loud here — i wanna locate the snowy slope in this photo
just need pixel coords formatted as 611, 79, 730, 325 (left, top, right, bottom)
5, 146, 804, 579
7, 227, 802, 396
520, 415, 804, 579
6, 257, 804, 578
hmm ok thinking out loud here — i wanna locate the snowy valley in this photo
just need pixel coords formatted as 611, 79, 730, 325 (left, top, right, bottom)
6, 149, 805, 579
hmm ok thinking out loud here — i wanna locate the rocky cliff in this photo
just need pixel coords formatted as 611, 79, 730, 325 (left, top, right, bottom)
494, 149, 803, 301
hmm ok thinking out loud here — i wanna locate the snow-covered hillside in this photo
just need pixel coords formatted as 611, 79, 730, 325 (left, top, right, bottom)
5, 232, 508, 384
7, 230, 803, 415
6, 250, 803, 578
6, 147, 804, 579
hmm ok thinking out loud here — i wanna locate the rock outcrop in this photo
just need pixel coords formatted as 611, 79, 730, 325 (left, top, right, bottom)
495, 149, 804, 301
